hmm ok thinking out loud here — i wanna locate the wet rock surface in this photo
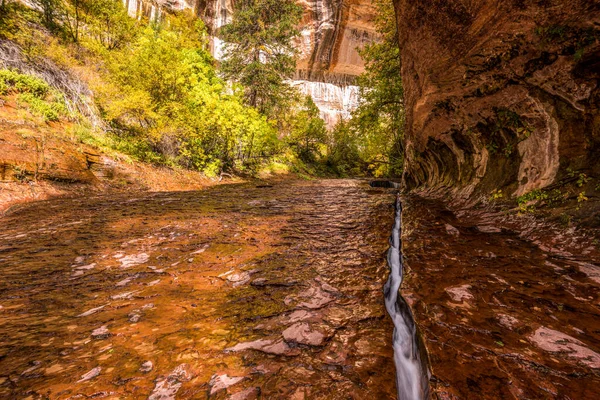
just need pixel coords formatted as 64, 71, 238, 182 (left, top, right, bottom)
0, 179, 397, 398
402, 195, 600, 399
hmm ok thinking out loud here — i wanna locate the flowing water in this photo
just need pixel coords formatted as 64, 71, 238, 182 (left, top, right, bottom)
4, 178, 595, 399
383, 197, 429, 400
0, 179, 404, 399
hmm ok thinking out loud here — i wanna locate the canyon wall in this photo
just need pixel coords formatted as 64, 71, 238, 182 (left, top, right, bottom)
123, 0, 377, 126
393, 0, 600, 199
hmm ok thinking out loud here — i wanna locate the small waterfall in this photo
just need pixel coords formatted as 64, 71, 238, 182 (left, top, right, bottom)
384, 195, 430, 400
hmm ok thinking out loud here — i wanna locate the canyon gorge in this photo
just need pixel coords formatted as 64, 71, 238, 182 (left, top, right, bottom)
1, 0, 599, 398
394, 0, 600, 204
121, 0, 377, 126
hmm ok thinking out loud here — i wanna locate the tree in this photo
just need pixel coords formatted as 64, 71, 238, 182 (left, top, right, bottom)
287, 96, 327, 162
86, 0, 136, 49
32, 0, 62, 28
219, 0, 303, 118
349, 0, 404, 176
97, 12, 277, 172
327, 118, 362, 176
60, 0, 86, 42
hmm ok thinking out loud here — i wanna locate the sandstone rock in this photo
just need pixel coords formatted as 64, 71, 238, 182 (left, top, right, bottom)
228, 387, 260, 400
394, 0, 600, 199
140, 360, 153, 373
91, 325, 110, 340
119, 253, 149, 268
209, 374, 245, 395
445, 284, 474, 302
445, 224, 460, 236
496, 314, 519, 330
77, 305, 106, 318
0, 127, 96, 184
284, 285, 335, 309
283, 322, 326, 346
148, 364, 193, 400
77, 366, 101, 382
129, 313, 141, 323
226, 338, 298, 356
530, 327, 600, 369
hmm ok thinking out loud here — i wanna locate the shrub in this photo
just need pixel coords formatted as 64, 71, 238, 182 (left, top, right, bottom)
0, 69, 50, 97
96, 16, 278, 172
1, 69, 68, 121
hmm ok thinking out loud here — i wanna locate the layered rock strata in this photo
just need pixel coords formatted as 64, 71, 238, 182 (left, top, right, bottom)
123, 0, 377, 126
393, 0, 600, 199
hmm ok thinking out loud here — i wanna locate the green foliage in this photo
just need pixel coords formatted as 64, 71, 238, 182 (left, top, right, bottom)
0, 3, 41, 43
286, 96, 327, 163
31, 0, 62, 29
486, 107, 532, 157
576, 172, 591, 187
0, 69, 50, 97
1, 1, 326, 176
97, 13, 277, 172
1, 69, 67, 121
16, 92, 66, 121
535, 25, 567, 42
220, 0, 303, 118
335, 0, 404, 177
489, 189, 503, 200
84, 0, 137, 49
326, 119, 362, 177
535, 24, 600, 61
517, 189, 548, 212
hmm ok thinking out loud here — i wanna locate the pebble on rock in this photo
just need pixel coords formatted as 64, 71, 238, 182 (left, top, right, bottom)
91, 325, 110, 339
77, 367, 101, 382
140, 360, 153, 373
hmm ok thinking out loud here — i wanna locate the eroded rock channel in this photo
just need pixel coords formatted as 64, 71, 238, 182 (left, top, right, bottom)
401, 196, 600, 399
0, 180, 399, 399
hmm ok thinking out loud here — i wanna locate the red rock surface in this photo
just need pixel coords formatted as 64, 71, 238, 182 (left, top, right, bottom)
394, 0, 600, 203
401, 195, 600, 399
0, 180, 398, 398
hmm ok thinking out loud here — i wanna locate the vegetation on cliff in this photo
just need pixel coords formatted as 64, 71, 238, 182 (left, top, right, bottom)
0, 0, 406, 180
0, 0, 329, 178
329, 0, 404, 177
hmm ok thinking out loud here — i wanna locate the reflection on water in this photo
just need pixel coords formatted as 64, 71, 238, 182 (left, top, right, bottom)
0, 180, 401, 399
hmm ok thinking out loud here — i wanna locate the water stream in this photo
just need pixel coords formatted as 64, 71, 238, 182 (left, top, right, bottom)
383, 194, 430, 400
0, 180, 400, 398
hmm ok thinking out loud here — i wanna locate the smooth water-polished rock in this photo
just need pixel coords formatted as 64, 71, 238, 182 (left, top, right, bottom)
0, 180, 397, 398
401, 195, 600, 398
394, 0, 600, 200
283, 322, 327, 346
77, 367, 101, 383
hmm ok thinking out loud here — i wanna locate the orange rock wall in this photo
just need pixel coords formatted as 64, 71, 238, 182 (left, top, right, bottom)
393, 0, 600, 198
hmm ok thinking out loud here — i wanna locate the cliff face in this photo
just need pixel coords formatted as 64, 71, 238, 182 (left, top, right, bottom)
123, 0, 376, 126
393, 0, 600, 199
293, 0, 376, 125
201, 0, 377, 125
